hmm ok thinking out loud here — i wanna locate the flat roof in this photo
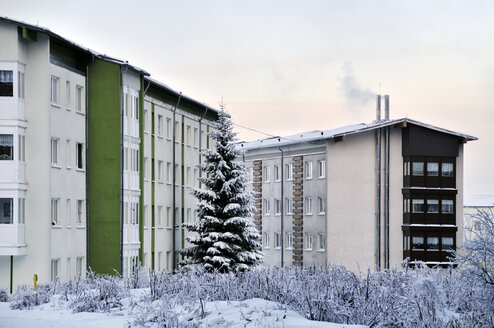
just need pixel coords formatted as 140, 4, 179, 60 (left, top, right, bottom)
239, 118, 477, 151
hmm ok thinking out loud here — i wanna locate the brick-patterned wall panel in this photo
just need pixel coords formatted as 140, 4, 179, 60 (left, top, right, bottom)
292, 156, 304, 266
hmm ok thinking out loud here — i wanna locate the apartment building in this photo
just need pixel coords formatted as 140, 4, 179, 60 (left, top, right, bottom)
463, 195, 494, 241
0, 17, 218, 291
241, 98, 477, 270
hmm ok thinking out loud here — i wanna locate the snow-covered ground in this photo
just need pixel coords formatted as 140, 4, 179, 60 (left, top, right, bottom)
0, 298, 366, 328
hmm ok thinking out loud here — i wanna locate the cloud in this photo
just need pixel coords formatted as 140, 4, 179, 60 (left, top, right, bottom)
338, 62, 375, 106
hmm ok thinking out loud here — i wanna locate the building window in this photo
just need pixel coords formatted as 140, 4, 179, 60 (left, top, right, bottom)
51, 138, 59, 165
305, 161, 313, 179
306, 233, 313, 250
143, 110, 149, 132
0, 198, 13, 224
403, 198, 410, 213
65, 81, 71, 108
274, 165, 281, 181
427, 162, 439, 176
403, 161, 410, 176
76, 86, 83, 112
194, 168, 199, 188
274, 232, 281, 249
144, 157, 148, 179
285, 163, 293, 180
442, 163, 454, 177
18, 198, 25, 224
306, 197, 313, 215
51, 259, 60, 282
18, 135, 25, 161
442, 237, 454, 250
264, 167, 270, 182
77, 200, 83, 225
318, 197, 326, 214
0, 134, 13, 160
166, 118, 171, 139
427, 199, 439, 213
158, 161, 164, 181
412, 199, 424, 213
76, 257, 84, 277
186, 125, 191, 146
442, 199, 454, 214
186, 166, 191, 186
166, 162, 171, 183
318, 160, 326, 178
0, 70, 13, 97
412, 162, 424, 176
18, 71, 25, 99
285, 198, 292, 214
264, 232, 270, 248
193, 128, 198, 147
157, 206, 163, 225
158, 115, 163, 136
51, 76, 59, 104
403, 235, 410, 251
166, 207, 171, 227
412, 236, 424, 249
66, 199, 71, 225
76, 143, 84, 169
286, 232, 293, 249
427, 237, 439, 250
319, 234, 326, 250
264, 199, 270, 215
274, 199, 281, 215
51, 198, 59, 224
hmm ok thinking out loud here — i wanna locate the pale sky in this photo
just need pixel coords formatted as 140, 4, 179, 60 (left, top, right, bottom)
3, 0, 493, 195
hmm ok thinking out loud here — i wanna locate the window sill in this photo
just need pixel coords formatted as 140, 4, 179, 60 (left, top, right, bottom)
76, 225, 85, 229
66, 107, 72, 111
306, 178, 313, 181
166, 227, 172, 230
286, 247, 293, 250
306, 213, 313, 216
51, 164, 62, 169
51, 225, 62, 229
304, 249, 313, 252
274, 247, 281, 250
67, 225, 72, 229
264, 247, 270, 250
166, 138, 172, 142
51, 103, 61, 108
317, 177, 325, 180
157, 135, 164, 139
318, 212, 326, 216
75, 168, 85, 173
317, 249, 326, 252
67, 166, 72, 170
75, 111, 85, 116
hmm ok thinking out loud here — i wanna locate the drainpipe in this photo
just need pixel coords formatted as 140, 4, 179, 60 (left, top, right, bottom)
85, 54, 94, 274
198, 107, 208, 188
384, 95, 390, 269
375, 95, 381, 269
172, 94, 182, 272
279, 147, 284, 268
120, 65, 127, 275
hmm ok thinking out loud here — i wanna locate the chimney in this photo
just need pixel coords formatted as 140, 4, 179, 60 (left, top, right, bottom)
384, 95, 390, 121
376, 95, 382, 122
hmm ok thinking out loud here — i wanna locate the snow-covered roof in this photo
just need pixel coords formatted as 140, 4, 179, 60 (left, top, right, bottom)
464, 195, 494, 207
0, 16, 149, 76
239, 118, 477, 151
145, 76, 219, 114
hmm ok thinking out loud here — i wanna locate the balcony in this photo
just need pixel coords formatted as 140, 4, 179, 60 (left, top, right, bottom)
0, 224, 27, 255
123, 223, 140, 245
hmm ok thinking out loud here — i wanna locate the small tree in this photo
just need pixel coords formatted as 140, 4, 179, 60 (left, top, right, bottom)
457, 208, 494, 286
181, 105, 263, 272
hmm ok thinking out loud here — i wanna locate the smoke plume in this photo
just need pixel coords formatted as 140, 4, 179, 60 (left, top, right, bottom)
338, 62, 375, 106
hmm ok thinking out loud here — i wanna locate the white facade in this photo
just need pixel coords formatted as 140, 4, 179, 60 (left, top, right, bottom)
0, 22, 86, 290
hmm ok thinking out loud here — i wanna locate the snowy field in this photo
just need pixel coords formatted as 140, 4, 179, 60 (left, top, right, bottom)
0, 298, 366, 328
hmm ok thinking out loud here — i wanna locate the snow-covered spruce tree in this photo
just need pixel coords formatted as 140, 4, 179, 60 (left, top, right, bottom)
181, 106, 263, 273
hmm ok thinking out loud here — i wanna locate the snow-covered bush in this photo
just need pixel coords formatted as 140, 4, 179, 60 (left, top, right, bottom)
0, 287, 9, 302
9, 284, 51, 310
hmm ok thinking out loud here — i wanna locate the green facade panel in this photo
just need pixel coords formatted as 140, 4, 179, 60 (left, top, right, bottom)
87, 59, 122, 275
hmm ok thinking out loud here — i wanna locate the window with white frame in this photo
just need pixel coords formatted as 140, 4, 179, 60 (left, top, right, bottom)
76, 257, 84, 277
77, 200, 83, 225
286, 232, 293, 249
0, 198, 13, 224
306, 197, 313, 215
285, 198, 292, 214
166, 118, 171, 139
76, 143, 84, 169
274, 165, 280, 181
51, 76, 59, 105
18, 135, 25, 161
76, 86, 83, 112
274, 232, 281, 248
318, 197, 326, 214
67, 257, 72, 280
274, 199, 281, 215
264, 232, 270, 248
285, 163, 293, 180
51, 258, 60, 282
174, 121, 179, 141
158, 115, 163, 136
318, 160, 326, 178
186, 125, 191, 146
51, 138, 59, 165
166, 207, 171, 227
66, 81, 71, 108
264, 166, 270, 182
194, 168, 199, 188
305, 161, 313, 179
157, 206, 163, 225
306, 233, 313, 250
66, 140, 71, 168
0, 70, 13, 97
0, 134, 14, 160
193, 127, 198, 147
51, 198, 59, 224
18, 71, 25, 99
18, 198, 25, 224
166, 162, 171, 183
144, 157, 148, 179
186, 166, 191, 186
264, 199, 270, 215
144, 109, 149, 132
158, 161, 164, 181
319, 234, 326, 250
66, 199, 71, 225
187, 208, 191, 223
